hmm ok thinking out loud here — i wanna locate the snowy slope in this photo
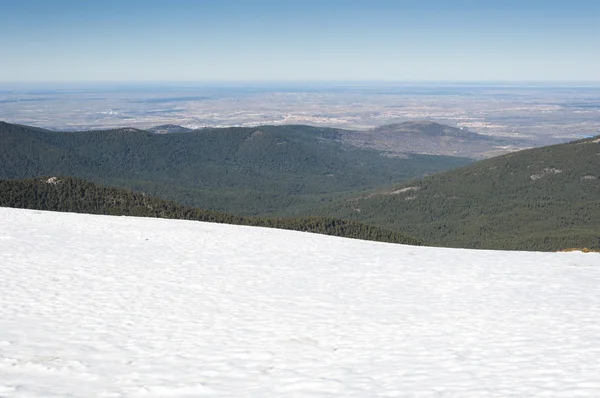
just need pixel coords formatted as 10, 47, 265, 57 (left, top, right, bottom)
1, 207, 599, 398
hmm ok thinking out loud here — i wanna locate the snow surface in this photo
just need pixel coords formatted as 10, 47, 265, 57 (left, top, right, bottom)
1, 207, 600, 398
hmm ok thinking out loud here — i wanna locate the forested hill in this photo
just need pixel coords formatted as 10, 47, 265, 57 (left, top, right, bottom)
326, 136, 600, 251
0, 176, 420, 245
0, 121, 471, 216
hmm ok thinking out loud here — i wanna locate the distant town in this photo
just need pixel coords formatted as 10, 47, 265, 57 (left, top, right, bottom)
2, 83, 599, 146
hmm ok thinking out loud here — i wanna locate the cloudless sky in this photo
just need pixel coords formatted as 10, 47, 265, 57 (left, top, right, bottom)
1, 0, 599, 82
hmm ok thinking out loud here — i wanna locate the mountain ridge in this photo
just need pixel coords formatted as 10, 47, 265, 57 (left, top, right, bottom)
0, 176, 420, 245
325, 134, 600, 251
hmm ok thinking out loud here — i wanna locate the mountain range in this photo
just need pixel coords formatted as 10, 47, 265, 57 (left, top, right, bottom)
2, 120, 599, 251
0, 121, 471, 216
145, 120, 531, 159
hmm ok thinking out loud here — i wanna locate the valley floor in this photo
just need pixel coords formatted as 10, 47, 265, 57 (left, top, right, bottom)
1, 208, 599, 397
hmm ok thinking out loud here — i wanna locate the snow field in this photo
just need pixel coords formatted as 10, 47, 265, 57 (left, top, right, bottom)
1, 207, 599, 397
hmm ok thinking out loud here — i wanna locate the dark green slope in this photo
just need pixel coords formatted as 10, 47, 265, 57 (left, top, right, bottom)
0, 176, 420, 245
0, 121, 471, 216
325, 136, 600, 251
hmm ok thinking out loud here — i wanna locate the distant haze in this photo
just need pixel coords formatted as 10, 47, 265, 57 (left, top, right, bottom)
1, 0, 599, 82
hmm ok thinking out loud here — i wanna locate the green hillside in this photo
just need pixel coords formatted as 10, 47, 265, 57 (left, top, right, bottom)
325, 136, 600, 251
0, 121, 471, 216
0, 176, 420, 245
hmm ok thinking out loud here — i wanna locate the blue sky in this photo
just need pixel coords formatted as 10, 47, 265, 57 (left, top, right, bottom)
1, 0, 599, 82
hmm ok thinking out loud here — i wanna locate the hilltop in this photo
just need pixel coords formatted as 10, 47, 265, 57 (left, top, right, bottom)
1, 207, 599, 396
374, 121, 486, 139
146, 124, 194, 134
341, 121, 525, 159
326, 135, 600, 251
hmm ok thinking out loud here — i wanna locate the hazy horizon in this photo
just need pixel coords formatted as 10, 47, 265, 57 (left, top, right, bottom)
3, 80, 600, 88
